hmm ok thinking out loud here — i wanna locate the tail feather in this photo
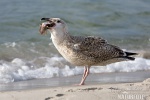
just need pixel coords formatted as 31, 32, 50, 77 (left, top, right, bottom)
125, 52, 138, 56
123, 52, 138, 60
122, 56, 135, 60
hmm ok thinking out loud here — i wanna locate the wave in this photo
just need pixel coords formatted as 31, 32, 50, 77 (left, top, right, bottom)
0, 56, 150, 83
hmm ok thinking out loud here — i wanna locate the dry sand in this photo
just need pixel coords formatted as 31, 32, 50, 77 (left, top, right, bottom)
0, 78, 150, 100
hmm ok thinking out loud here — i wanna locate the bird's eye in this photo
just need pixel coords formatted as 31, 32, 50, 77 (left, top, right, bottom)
57, 20, 61, 23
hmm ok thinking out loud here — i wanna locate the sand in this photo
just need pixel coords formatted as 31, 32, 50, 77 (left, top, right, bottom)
0, 78, 150, 100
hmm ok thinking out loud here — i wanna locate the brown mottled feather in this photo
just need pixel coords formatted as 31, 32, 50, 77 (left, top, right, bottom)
74, 36, 123, 59
60, 35, 126, 66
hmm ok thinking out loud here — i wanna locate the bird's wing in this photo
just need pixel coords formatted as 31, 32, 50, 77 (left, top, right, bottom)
73, 36, 124, 60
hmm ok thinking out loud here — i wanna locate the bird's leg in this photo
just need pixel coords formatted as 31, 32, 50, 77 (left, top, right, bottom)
81, 66, 87, 80
79, 66, 90, 85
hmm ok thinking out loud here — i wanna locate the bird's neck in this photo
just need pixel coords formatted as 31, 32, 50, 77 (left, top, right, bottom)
49, 29, 70, 45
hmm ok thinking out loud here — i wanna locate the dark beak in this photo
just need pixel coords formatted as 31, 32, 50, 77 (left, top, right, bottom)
41, 18, 55, 27
41, 18, 50, 21
46, 23, 55, 27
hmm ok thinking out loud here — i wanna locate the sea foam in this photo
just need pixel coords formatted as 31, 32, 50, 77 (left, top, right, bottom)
0, 57, 150, 83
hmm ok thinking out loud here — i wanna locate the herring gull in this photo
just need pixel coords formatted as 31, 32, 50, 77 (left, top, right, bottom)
39, 18, 137, 85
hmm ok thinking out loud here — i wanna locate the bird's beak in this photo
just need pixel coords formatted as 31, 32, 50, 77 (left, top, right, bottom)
41, 18, 50, 21
39, 18, 56, 35
40, 18, 55, 27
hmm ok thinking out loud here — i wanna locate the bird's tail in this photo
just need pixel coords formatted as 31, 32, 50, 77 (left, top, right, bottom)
123, 52, 138, 60
125, 52, 138, 56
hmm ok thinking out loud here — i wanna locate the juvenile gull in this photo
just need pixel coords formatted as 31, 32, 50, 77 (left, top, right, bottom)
39, 18, 137, 85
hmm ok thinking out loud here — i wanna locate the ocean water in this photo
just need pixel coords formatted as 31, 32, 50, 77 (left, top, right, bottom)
0, 0, 150, 84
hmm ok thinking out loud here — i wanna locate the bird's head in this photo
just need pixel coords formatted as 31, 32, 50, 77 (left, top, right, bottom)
39, 18, 68, 35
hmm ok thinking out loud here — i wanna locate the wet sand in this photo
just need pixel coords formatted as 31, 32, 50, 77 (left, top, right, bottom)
0, 78, 150, 100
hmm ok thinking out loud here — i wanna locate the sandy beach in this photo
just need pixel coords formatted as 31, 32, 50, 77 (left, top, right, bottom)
0, 78, 150, 100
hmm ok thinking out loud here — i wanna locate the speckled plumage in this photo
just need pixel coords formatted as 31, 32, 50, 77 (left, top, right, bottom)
39, 18, 137, 85
56, 35, 127, 66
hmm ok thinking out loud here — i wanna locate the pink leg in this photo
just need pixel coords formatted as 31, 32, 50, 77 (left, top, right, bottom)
82, 66, 87, 80
79, 66, 90, 85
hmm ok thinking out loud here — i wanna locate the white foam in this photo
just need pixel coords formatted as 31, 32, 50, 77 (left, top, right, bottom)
0, 57, 150, 83
3, 42, 17, 48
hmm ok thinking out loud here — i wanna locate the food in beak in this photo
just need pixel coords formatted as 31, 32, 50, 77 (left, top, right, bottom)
39, 22, 50, 34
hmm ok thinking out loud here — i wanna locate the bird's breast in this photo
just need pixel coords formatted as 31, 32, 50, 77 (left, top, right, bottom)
52, 42, 85, 66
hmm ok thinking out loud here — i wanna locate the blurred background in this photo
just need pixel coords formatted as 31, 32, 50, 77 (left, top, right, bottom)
0, 0, 150, 59
0, 0, 150, 84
